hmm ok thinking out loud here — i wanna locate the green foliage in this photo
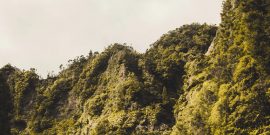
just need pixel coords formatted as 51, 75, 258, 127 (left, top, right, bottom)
1, 1, 270, 134
145, 24, 216, 91
172, 0, 270, 134
0, 65, 15, 135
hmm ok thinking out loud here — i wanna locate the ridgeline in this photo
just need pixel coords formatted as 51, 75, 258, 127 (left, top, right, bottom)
1, 0, 270, 134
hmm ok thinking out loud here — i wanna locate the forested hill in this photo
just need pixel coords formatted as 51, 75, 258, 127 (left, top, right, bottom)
1, 0, 270, 134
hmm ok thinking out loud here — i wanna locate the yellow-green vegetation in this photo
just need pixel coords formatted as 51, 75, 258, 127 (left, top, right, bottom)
0, 0, 270, 134
172, 0, 270, 134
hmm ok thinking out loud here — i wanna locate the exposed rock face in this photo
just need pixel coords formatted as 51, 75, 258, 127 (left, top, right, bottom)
205, 37, 215, 56
1, 0, 270, 134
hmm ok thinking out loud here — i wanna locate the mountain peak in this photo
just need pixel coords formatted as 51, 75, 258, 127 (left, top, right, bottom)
1, 1, 270, 134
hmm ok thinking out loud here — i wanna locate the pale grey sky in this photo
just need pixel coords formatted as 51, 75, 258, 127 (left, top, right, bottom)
0, 0, 223, 77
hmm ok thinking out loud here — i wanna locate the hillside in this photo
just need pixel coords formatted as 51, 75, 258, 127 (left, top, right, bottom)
0, 0, 270, 135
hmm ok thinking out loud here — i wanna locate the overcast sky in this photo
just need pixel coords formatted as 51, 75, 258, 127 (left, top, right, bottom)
0, 0, 223, 77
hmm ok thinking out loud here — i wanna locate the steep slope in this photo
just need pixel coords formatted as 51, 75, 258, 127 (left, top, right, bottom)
0, 24, 216, 135
172, 0, 270, 134
1, 0, 270, 134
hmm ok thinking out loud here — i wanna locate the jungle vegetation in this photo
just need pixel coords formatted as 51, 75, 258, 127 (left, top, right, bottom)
0, 0, 270, 134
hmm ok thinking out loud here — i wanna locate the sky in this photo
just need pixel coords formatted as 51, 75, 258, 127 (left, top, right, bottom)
0, 0, 223, 77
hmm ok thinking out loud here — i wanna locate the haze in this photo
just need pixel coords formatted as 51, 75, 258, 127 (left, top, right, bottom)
0, 0, 223, 77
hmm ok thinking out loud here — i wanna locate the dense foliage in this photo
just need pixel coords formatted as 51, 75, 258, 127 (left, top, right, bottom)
0, 0, 269, 134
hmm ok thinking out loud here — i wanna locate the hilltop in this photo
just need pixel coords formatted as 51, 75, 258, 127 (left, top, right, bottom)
0, 0, 270, 134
